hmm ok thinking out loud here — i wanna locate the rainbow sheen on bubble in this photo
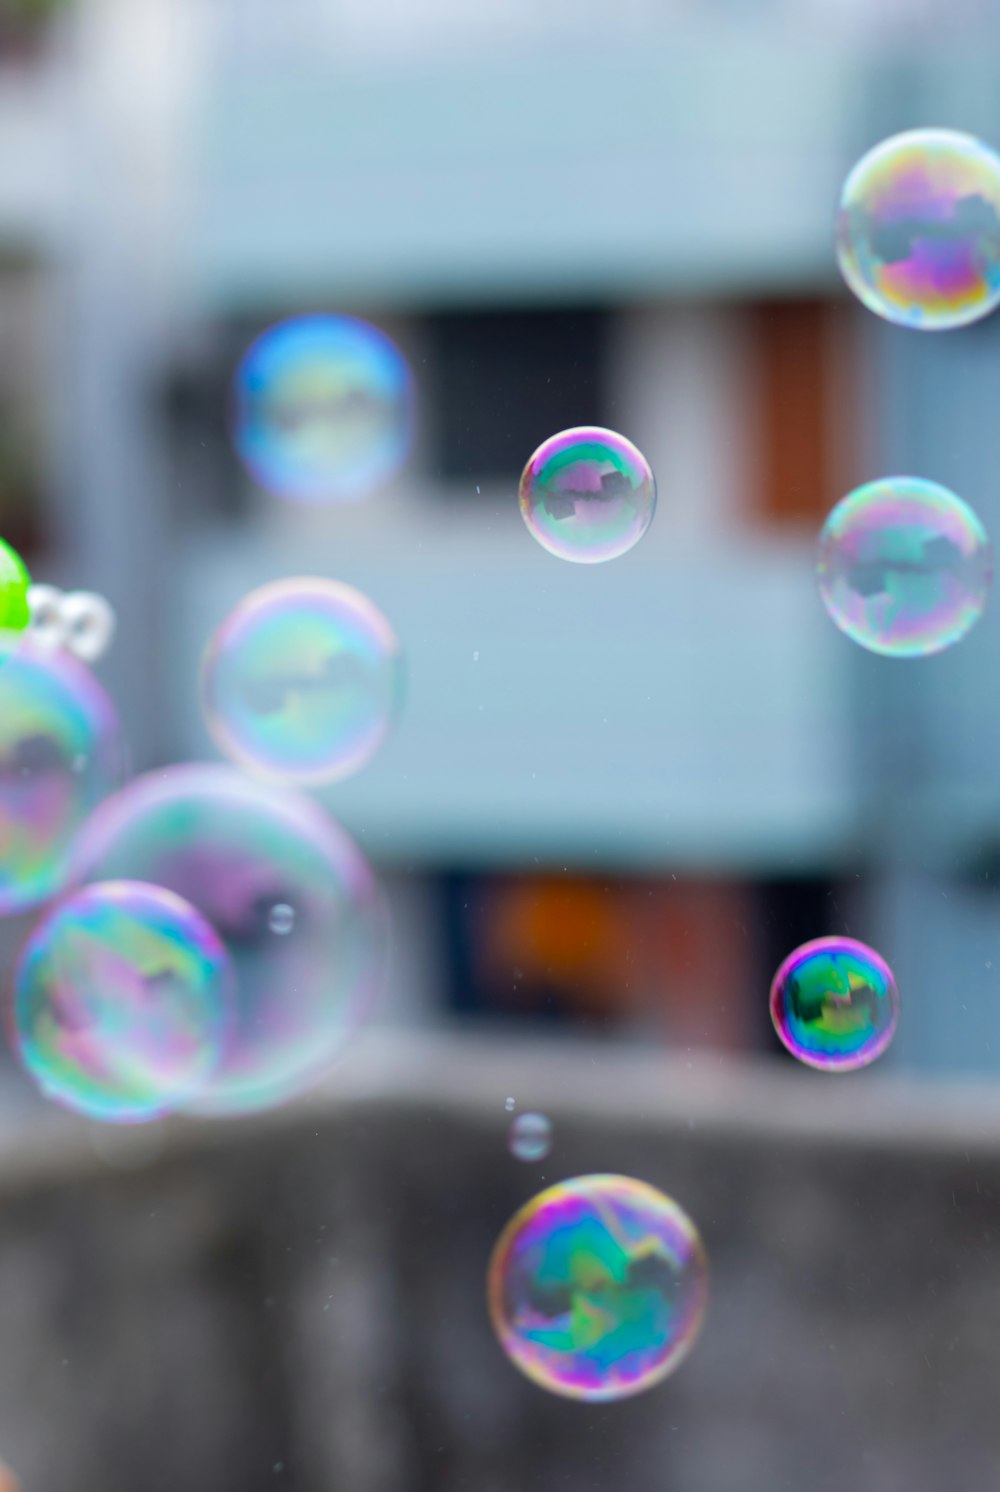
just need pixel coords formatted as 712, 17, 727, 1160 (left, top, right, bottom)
487, 1174, 708, 1401
836, 128, 1000, 330
0, 641, 122, 915
11, 881, 235, 1123
770, 935, 899, 1072
70, 765, 386, 1115
0, 539, 30, 636
508, 1111, 553, 1163
232, 314, 414, 502
201, 579, 402, 786
519, 427, 656, 564
817, 478, 991, 657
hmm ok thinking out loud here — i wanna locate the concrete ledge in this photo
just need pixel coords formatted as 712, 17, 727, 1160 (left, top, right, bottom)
0, 1032, 998, 1490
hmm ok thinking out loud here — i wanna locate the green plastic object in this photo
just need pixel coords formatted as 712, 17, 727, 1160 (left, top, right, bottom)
0, 538, 31, 634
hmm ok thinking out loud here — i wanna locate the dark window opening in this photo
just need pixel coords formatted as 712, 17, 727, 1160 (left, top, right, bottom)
426, 306, 611, 485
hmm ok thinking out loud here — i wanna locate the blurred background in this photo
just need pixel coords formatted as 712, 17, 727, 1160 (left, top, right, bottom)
5, 0, 1000, 1487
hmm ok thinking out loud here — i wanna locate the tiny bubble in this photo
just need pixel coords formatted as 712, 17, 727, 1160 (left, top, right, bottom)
505, 1096, 515, 1112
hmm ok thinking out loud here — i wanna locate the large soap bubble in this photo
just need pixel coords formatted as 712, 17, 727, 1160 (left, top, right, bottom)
69, 764, 386, 1115
817, 477, 992, 657
0, 641, 122, 915
11, 880, 235, 1123
836, 128, 1000, 330
232, 314, 414, 502
488, 1174, 708, 1401
201, 578, 402, 786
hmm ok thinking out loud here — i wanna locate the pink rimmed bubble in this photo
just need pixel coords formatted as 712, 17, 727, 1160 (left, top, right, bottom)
487, 1174, 708, 1402
770, 935, 899, 1073
519, 427, 656, 563
836, 128, 1000, 330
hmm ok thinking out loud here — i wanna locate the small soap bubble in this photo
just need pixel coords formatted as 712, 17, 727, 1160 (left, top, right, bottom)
0, 1460, 19, 1492
27, 584, 66, 650
71, 764, 387, 1115
519, 427, 656, 564
268, 903, 295, 936
770, 935, 899, 1072
60, 591, 117, 664
12, 880, 235, 1123
0, 641, 122, 915
504, 1096, 515, 1112
488, 1175, 708, 1401
232, 314, 414, 503
201, 578, 403, 786
836, 128, 1000, 330
508, 1111, 552, 1162
817, 477, 992, 656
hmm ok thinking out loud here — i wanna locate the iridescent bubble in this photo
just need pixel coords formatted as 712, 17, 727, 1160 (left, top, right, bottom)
508, 1111, 552, 1162
232, 314, 414, 502
487, 1174, 708, 1401
70, 764, 386, 1115
0, 641, 122, 915
505, 1096, 516, 1112
0, 538, 30, 636
0, 1460, 19, 1492
836, 128, 1000, 330
201, 579, 403, 786
11, 880, 235, 1123
770, 935, 899, 1072
817, 477, 991, 656
519, 427, 656, 564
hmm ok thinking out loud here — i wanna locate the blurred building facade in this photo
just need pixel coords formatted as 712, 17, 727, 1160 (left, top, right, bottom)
3, 0, 1000, 1070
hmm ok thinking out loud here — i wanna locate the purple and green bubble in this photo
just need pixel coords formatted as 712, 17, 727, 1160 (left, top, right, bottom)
11, 880, 234, 1123
488, 1174, 708, 1401
770, 936, 899, 1072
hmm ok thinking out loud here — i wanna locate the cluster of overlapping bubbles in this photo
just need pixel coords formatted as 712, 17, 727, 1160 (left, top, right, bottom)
0, 124, 996, 1437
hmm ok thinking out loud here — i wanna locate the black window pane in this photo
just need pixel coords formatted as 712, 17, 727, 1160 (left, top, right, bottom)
427, 306, 610, 484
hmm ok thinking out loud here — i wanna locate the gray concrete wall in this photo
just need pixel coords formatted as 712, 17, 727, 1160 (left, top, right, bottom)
0, 1032, 999, 1491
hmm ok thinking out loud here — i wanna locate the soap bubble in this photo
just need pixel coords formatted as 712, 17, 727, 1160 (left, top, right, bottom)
59, 591, 117, 664
770, 935, 899, 1072
11, 880, 235, 1123
0, 1460, 18, 1492
504, 1096, 515, 1112
201, 578, 403, 786
0, 538, 30, 637
508, 1111, 552, 1162
0, 641, 122, 915
836, 128, 1000, 330
488, 1174, 708, 1401
70, 764, 386, 1115
268, 903, 295, 936
232, 314, 414, 502
26, 584, 65, 650
520, 427, 656, 564
817, 477, 991, 656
